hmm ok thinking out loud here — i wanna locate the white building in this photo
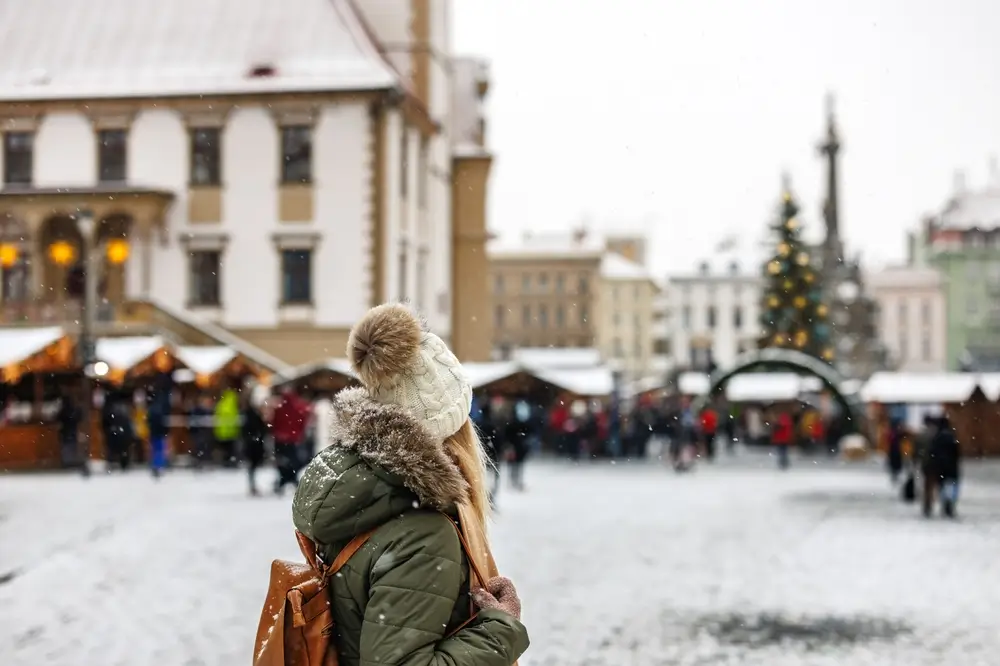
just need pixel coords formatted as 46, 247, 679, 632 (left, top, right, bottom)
868, 265, 947, 372
0, 0, 492, 366
663, 248, 764, 371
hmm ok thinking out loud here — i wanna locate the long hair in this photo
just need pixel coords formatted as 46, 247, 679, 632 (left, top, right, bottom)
444, 418, 492, 542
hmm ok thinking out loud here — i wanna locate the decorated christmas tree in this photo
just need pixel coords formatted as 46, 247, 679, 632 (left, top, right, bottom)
758, 180, 835, 363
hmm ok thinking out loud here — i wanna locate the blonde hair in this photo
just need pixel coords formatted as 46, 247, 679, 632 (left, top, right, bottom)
445, 419, 492, 538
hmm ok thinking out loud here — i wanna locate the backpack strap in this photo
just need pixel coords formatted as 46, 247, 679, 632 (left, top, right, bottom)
294, 529, 373, 580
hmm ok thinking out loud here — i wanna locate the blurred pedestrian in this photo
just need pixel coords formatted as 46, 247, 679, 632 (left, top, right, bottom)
887, 418, 905, 485
214, 388, 241, 468
921, 415, 961, 518
271, 386, 311, 495
772, 410, 793, 470
242, 392, 269, 496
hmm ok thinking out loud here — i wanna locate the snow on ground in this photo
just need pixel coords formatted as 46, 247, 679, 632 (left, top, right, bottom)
2, 454, 1000, 665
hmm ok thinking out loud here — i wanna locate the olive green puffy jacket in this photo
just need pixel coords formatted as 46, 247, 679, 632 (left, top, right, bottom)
292, 388, 529, 666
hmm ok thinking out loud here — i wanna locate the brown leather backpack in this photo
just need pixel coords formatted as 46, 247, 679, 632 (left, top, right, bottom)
253, 530, 372, 666
254, 519, 489, 666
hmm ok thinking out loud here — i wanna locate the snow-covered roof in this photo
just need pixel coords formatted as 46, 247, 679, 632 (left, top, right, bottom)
976, 373, 1000, 401
488, 231, 605, 261
96, 336, 168, 371
175, 346, 238, 376
275, 358, 356, 385
534, 367, 614, 397
0, 327, 66, 367
678, 372, 710, 396
860, 372, 978, 404
936, 187, 1000, 229
462, 362, 520, 389
600, 253, 652, 281
0, 0, 396, 101
512, 347, 602, 370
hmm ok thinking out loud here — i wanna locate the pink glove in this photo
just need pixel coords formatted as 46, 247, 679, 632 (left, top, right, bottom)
471, 576, 522, 621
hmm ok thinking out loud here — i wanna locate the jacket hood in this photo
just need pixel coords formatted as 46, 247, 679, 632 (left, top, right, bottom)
292, 387, 469, 548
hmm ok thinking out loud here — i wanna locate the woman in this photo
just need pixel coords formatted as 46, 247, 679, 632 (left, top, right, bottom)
292, 304, 529, 666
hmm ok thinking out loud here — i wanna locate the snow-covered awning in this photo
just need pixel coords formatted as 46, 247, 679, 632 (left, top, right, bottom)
533, 367, 614, 397
175, 346, 238, 376
512, 347, 602, 370
95, 336, 169, 371
273, 358, 356, 388
860, 372, 978, 404
0, 327, 67, 367
977, 373, 1000, 401
678, 372, 710, 396
726, 373, 803, 402
463, 362, 521, 389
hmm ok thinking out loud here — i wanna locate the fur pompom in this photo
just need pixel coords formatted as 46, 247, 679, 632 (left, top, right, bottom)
348, 303, 424, 389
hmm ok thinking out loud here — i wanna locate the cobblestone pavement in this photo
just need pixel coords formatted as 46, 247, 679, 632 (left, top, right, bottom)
2, 457, 999, 665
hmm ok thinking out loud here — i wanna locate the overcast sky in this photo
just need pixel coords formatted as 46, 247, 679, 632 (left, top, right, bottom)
451, 0, 1000, 276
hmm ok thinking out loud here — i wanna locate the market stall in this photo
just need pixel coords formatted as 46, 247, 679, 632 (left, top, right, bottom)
0, 327, 77, 470
271, 358, 356, 397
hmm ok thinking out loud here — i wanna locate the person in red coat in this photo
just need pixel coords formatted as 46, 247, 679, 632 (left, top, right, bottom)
772, 410, 793, 469
271, 387, 312, 495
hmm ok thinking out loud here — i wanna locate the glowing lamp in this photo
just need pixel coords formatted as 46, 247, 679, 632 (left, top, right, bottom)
106, 239, 130, 265
153, 349, 172, 373
816, 304, 828, 317
778, 242, 790, 257
767, 260, 781, 276
794, 296, 807, 309
48, 241, 77, 266
196, 373, 213, 388
0, 243, 18, 268
794, 330, 808, 347
2, 364, 22, 384
822, 348, 834, 361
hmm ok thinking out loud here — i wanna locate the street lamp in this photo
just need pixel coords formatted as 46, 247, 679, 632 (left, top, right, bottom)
76, 209, 96, 478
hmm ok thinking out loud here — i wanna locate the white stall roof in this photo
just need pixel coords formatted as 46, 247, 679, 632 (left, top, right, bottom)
726, 373, 803, 402
176, 346, 237, 375
978, 373, 1000, 401
678, 372, 710, 396
0, 327, 65, 367
96, 336, 167, 370
276, 358, 355, 384
512, 347, 602, 370
860, 372, 978, 404
462, 362, 521, 389
534, 367, 614, 397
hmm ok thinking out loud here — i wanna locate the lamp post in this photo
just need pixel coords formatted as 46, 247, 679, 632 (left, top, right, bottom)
76, 209, 96, 478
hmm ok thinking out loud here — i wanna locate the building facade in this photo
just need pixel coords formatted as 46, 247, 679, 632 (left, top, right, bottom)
0, 0, 492, 366
595, 253, 659, 382
664, 252, 763, 372
868, 265, 947, 372
489, 231, 603, 356
916, 172, 1000, 369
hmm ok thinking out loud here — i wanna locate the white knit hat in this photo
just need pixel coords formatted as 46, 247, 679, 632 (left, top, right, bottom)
347, 303, 472, 441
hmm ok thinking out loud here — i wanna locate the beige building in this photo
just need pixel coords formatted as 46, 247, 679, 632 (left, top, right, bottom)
0, 0, 493, 367
868, 265, 947, 372
489, 231, 604, 356
596, 253, 659, 382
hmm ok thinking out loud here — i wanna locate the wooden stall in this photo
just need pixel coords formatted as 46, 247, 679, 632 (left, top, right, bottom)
0, 328, 77, 470
271, 359, 357, 398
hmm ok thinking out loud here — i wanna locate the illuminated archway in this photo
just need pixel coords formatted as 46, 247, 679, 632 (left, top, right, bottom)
693, 348, 864, 433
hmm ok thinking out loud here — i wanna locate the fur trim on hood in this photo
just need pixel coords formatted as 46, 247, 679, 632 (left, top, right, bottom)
328, 386, 469, 510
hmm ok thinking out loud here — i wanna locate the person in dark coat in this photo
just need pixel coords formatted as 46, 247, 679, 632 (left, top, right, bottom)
241, 397, 269, 496
188, 394, 214, 469
270, 386, 311, 495
104, 394, 135, 471
57, 391, 82, 469
505, 399, 532, 490
146, 386, 171, 479
887, 418, 905, 485
921, 415, 961, 518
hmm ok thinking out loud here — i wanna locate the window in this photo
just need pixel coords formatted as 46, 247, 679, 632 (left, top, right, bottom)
1, 256, 28, 301
281, 249, 312, 304
188, 251, 221, 306
415, 248, 427, 310
495, 305, 505, 329
397, 244, 408, 302
555, 273, 565, 294
522, 274, 531, 294
556, 305, 565, 327
522, 305, 531, 327
921, 299, 931, 326
417, 141, 429, 208
3, 132, 33, 185
682, 306, 691, 328
578, 275, 589, 294
899, 333, 908, 362
494, 274, 504, 294
733, 307, 742, 329
538, 273, 548, 293
922, 333, 931, 361
281, 126, 312, 184
97, 129, 127, 182
898, 301, 908, 326
190, 128, 221, 185
707, 306, 716, 329
539, 305, 548, 328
